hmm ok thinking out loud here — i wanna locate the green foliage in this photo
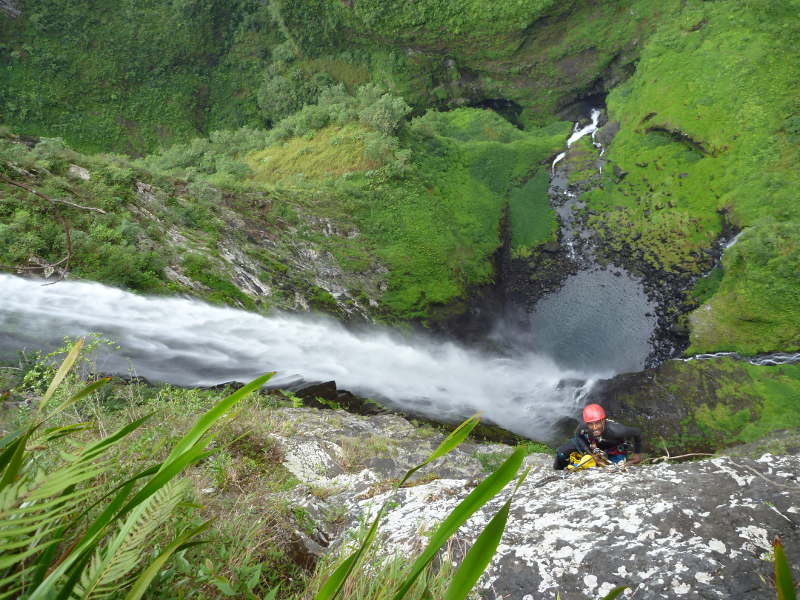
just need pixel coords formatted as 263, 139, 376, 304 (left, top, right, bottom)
664, 360, 800, 449
509, 170, 559, 252
579, 0, 800, 353
689, 221, 800, 353
0, 0, 283, 153
182, 253, 256, 309
0, 141, 170, 292
258, 68, 334, 125
0, 339, 273, 599
774, 537, 797, 600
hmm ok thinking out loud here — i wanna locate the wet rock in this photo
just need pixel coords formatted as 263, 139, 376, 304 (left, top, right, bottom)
351, 452, 800, 599
595, 120, 621, 146
722, 430, 800, 459
612, 163, 628, 181
586, 358, 763, 453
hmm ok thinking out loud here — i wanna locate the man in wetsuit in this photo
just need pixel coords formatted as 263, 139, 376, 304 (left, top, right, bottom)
553, 403, 643, 470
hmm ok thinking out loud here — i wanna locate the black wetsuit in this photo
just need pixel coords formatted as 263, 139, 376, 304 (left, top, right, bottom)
553, 420, 643, 470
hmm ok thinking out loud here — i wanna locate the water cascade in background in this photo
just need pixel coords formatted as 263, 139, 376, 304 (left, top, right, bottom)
0, 274, 602, 442
514, 108, 659, 374
550, 108, 603, 173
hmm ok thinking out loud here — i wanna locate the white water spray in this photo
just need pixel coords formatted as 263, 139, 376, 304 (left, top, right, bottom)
0, 275, 603, 440
551, 108, 603, 173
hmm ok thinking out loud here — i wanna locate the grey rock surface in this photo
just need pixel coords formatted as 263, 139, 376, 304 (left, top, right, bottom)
273, 408, 800, 599
365, 456, 800, 599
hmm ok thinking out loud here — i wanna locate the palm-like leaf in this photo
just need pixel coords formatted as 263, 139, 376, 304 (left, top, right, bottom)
1, 340, 272, 600
73, 480, 188, 600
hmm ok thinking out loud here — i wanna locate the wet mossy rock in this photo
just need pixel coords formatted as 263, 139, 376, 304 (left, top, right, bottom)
589, 358, 800, 454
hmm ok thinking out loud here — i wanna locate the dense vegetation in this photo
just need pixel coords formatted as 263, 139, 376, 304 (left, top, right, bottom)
2, 1, 800, 595
583, 0, 800, 353
0, 341, 543, 600
3, 0, 798, 350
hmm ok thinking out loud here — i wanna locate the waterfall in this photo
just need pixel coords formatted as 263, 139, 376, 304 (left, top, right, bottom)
0, 274, 606, 441
551, 108, 603, 173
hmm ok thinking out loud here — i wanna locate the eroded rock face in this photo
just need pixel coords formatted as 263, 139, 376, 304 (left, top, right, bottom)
272, 408, 800, 599
361, 455, 800, 599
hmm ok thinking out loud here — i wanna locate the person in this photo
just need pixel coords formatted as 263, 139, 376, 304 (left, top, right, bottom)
553, 403, 643, 470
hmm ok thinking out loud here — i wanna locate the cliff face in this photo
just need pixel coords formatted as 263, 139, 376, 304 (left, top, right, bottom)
272, 407, 800, 599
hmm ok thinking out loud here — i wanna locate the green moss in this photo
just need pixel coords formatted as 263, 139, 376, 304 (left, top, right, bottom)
665, 360, 800, 450
309, 286, 338, 311
581, 1, 800, 353
508, 170, 558, 252
689, 266, 723, 305
688, 221, 800, 354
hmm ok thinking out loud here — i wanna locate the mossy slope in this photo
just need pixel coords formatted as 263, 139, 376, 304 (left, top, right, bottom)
582, 0, 800, 354
596, 358, 800, 454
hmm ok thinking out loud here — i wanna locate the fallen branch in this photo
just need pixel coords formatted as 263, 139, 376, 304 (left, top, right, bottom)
0, 174, 106, 214
645, 453, 714, 464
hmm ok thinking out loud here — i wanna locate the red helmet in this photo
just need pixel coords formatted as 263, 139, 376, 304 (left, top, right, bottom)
583, 403, 606, 423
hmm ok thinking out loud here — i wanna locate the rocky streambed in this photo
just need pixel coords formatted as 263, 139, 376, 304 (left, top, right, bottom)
271, 406, 800, 600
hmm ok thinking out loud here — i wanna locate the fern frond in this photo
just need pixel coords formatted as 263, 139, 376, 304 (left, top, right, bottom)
73, 479, 188, 600
0, 454, 113, 595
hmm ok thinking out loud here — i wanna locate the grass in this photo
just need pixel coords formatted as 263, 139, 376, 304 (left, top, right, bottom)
508, 170, 558, 253
247, 124, 379, 182
691, 361, 800, 447
0, 347, 311, 599
687, 221, 800, 354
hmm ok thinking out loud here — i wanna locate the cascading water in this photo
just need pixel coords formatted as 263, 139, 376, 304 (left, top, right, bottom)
519, 108, 660, 374
550, 108, 603, 174
0, 274, 603, 442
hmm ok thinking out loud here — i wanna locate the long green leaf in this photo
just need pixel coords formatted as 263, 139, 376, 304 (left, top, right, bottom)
124, 521, 214, 600
396, 414, 480, 489
162, 372, 274, 467
119, 445, 214, 516
26, 482, 135, 600
426, 414, 481, 464
314, 415, 481, 600
600, 586, 628, 600
775, 537, 797, 600
0, 539, 60, 569
392, 446, 525, 600
43, 422, 95, 442
444, 467, 529, 600
38, 338, 83, 417
30, 377, 264, 599
0, 430, 31, 491
0, 428, 24, 452
263, 587, 280, 600
314, 552, 359, 600
445, 500, 510, 600
80, 413, 153, 462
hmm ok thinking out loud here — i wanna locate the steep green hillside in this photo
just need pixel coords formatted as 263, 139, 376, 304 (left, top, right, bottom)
2, 0, 799, 350
1, 0, 673, 152
582, 0, 800, 353
0, 97, 565, 321
139, 92, 567, 320
0, 0, 285, 153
